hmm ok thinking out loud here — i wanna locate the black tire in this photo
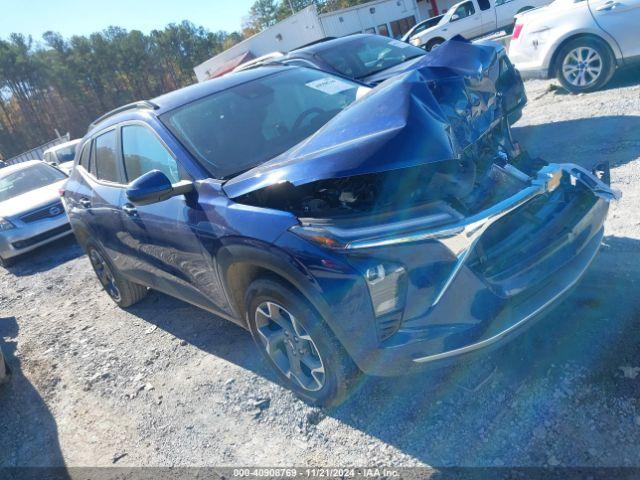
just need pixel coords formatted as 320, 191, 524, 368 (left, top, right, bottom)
0, 255, 16, 268
85, 241, 147, 308
245, 277, 360, 407
555, 37, 615, 93
426, 38, 445, 52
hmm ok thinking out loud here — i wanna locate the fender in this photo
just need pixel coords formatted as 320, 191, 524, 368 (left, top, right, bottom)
216, 239, 336, 331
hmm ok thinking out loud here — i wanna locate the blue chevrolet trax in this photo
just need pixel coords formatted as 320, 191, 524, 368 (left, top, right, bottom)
63, 39, 617, 406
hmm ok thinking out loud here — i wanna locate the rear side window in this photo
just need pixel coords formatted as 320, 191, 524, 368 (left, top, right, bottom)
79, 141, 91, 170
94, 130, 121, 183
478, 0, 491, 10
121, 125, 181, 183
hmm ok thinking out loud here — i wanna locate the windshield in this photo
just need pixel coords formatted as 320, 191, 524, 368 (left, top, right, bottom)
0, 163, 66, 202
54, 144, 78, 163
161, 68, 365, 179
316, 36, 425, 79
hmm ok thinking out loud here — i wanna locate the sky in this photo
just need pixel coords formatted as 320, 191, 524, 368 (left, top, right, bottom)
0, 0, 256, 41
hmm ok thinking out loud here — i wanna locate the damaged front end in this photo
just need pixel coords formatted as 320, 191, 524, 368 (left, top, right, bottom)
224, 60, 618, 367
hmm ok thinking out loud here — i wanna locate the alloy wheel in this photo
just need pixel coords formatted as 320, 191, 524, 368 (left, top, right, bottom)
254, 301, 325, 392
562, 47, 603, 88
89, 249, 122, 302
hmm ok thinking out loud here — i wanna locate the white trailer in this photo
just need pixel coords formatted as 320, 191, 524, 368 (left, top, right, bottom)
194, 0, 427, 82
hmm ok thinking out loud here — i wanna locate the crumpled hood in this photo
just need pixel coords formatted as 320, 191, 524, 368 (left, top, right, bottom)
0, 181, 65, 219
224, 38, 507, 199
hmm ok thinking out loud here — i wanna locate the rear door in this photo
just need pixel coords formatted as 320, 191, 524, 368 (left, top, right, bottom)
118, 122, 228, 314
87, 128, 129, 263
590, 0, 640, 58
494, 0, 524, 29
64, 139, 95, 232
477, 0, 497, 33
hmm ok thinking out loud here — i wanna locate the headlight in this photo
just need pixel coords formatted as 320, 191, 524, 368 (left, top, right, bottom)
0, 217, 15, 231
410, 38, 421, 47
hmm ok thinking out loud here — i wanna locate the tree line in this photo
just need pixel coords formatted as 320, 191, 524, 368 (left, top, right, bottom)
0, 0, 369, 160
0, 23, 241, 159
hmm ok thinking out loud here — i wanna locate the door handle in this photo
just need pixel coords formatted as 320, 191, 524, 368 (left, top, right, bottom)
596, 1, 620, 10
79, 198, 91, 209
122, 204, 138, 216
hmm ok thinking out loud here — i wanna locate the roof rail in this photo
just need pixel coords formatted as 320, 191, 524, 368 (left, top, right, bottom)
89, 100, 159, 130
291, 36, 337, 51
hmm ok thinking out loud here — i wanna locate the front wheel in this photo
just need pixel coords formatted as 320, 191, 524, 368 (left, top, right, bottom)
426, 38, 444, 52
0, 255, 16, 269
556, 37, 614, 93
86, 241, 147, 308
245, 278, 360, 407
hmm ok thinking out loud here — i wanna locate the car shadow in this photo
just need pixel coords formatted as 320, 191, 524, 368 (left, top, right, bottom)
0, 316, 69, 476
326, 235, 640, 466
605, 64, 640, 91
3, 235, 82, 277
513, 115, 640, 170
542, 64, 640, 95
126, 233, 640, 466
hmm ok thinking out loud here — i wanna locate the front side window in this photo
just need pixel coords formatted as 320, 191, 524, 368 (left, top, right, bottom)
452, 1, 476, 19
122, 125, 180, 183
0, 163, 66, 202
162, 69, 366, 179
94, 130, 121, 183
316, 36, 424, 79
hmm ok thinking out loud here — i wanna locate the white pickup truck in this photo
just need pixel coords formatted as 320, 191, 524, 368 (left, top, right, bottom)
408, 0, 552, 50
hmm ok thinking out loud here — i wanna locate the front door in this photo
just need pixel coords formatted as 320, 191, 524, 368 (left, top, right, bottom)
448, 1, 485, 39
590, 0, 640, 59
118, 123, 229, 315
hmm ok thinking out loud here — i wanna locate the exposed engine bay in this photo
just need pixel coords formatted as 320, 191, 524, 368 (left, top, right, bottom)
235, 123, 545, 220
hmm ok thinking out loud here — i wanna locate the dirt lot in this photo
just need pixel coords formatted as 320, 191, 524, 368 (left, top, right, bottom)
1, 69, 640, 469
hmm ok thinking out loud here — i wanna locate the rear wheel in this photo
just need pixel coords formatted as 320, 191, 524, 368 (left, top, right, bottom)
556, 37, 614, 93
86, 242, 147, 308
245, 278, 360, 407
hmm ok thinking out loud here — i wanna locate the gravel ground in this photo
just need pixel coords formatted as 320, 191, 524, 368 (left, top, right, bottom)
1, 68, 639, 469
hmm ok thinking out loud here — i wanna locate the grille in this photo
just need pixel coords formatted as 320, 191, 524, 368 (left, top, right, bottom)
11, 224, 71, 249
469, 188, 597, 290
20, 201, 64, 223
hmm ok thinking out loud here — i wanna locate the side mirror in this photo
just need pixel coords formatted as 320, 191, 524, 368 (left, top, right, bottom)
125, 170, 194, 206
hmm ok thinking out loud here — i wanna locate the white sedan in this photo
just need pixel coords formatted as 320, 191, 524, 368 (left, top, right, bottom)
509, 0, 640, 92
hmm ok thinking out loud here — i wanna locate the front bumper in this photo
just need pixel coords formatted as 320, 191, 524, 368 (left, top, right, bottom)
0, 214, 71, 260
294, 164, 618, 376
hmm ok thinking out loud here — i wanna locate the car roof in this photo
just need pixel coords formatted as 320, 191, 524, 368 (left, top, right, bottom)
0, 160, 47, 178
87, 65, 288, 134
43, 138, 81, 154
